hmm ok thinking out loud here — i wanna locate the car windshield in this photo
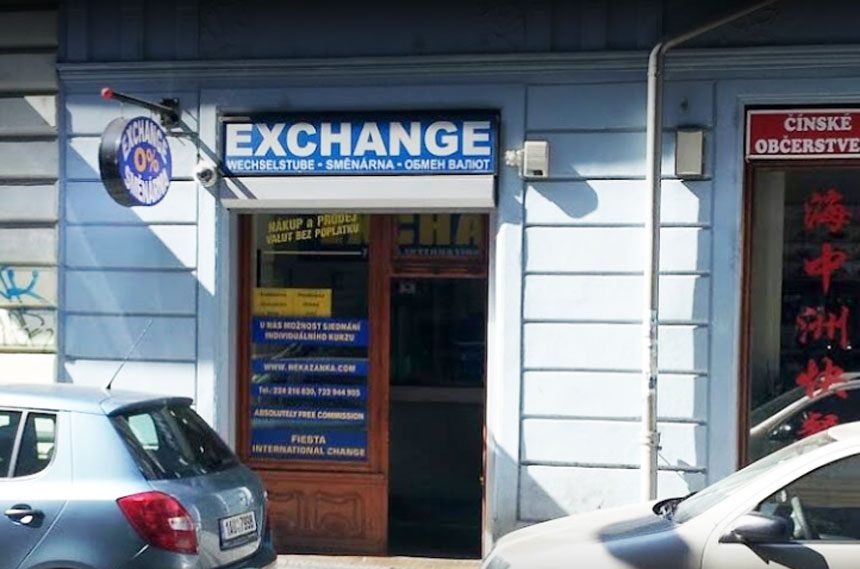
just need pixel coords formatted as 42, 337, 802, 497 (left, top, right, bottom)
672, 431, 834, 523
112, 404, 240, 480
749, 385, 806, 428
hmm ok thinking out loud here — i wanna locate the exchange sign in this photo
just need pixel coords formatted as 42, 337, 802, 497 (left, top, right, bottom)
99, 116, 172, 206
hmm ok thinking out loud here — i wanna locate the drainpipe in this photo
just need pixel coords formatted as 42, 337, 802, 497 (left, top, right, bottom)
641, 0, 780, 501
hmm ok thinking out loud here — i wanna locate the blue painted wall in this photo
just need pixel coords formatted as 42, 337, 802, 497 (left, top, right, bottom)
62, 91, 201, 396
57, 0, 860, 544
0, 6, 59, 382
61, 0, 860, 62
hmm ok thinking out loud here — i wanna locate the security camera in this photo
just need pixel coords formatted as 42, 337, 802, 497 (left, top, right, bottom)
194, 160, 219, 188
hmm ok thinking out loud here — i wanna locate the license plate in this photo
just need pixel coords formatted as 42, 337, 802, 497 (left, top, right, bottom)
219, 511, 257, 545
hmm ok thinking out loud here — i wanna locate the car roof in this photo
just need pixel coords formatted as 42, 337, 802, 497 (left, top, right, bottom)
0, 383, 193, 415
829, 421, 860, 442
750, 372, 860, 427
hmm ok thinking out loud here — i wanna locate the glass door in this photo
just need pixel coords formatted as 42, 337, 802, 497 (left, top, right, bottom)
249, 213, 371, 464
387, 214, 488, 557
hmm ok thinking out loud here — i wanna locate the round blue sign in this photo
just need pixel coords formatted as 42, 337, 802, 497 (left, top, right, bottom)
99, 116, 172, 207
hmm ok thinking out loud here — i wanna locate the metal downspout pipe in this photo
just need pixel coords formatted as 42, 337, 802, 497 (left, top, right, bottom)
641, 0, 781, 501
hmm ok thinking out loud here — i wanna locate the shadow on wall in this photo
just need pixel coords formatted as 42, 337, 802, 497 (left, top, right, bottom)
518, 176, 712, 523
488, 435, 566, 541
530, 182, 599, 219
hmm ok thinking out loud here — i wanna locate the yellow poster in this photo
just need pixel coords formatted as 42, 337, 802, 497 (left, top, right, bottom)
253, 288, 332, 317
265, 214, 367, 246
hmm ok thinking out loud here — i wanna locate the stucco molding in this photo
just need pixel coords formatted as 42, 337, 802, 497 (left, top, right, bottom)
57, 51, 643, 82
57, 44, 860, 83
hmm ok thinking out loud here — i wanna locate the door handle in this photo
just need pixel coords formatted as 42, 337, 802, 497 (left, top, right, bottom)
5, 505, 43, 524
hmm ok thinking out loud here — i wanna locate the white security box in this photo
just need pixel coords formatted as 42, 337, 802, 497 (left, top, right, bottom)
523, 140, 549, 178
675, 128, 705, 178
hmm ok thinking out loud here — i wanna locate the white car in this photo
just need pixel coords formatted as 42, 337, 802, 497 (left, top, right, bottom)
484, 422, 860, 569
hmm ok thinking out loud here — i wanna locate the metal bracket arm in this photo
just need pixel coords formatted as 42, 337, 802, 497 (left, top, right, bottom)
101, 87, 181, 128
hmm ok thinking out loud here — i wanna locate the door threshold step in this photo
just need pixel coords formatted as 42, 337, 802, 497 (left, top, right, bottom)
278, 555, 481, 569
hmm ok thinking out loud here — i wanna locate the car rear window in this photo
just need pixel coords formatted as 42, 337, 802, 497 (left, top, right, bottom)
112, 404, 239, 480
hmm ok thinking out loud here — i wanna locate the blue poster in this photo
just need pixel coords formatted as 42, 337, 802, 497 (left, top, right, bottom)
222, 114, 497, 176
252, 357, 368, 376
252, 406, 367, 427
252, 316, 368, 346
252, 382, 368, 401
250, 429, 368, 462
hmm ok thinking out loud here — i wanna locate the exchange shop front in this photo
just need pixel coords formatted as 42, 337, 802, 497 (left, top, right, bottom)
222, 113, 496, 556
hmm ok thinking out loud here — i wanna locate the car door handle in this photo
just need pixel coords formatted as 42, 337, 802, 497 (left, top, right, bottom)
5, 505, 43, 524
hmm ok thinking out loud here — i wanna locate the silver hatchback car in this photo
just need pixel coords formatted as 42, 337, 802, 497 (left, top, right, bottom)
0, 383, 277, 569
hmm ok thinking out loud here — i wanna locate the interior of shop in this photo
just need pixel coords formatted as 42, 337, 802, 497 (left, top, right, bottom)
388, 276, 485, 557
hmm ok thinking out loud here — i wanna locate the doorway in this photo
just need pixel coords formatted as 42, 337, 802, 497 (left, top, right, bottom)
237, 213, 488, 557
387, 214, 488, 558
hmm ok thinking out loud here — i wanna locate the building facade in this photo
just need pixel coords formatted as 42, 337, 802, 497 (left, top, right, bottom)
3, 0, 858, 558
0, 5, 59, 383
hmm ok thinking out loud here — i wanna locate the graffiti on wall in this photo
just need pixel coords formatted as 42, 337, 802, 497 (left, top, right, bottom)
0, 266, 48, 304
0, 266, 56, 350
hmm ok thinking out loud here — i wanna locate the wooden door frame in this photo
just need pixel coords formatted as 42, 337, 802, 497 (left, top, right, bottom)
738, 160, 757, 468
381, 213, 490, 557
235, 214, 391, 553
738, 158, 860, 467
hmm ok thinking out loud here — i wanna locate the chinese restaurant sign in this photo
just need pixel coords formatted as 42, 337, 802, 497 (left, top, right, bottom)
221, 113, 497, 175
747, 109, 860, 160
791, 186, 853, 437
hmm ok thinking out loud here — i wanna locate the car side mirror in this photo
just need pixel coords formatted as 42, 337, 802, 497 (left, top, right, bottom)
720, 512, 791, 544
769, 422, 795, 442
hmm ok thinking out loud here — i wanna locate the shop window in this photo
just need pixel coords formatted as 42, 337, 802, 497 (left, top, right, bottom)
747, 168, 860, 461
392, 214, 486, 275
388, 213, 487, 387
248, 214, 371, 464
390, 278, 486, 388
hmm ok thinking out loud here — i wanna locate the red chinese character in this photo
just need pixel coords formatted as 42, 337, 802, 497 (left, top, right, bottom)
804, 188, 852, 234
798, 411, 840, 438
796, 305, 851, 349
795, 357, 847, 399
804, 242, 848, 294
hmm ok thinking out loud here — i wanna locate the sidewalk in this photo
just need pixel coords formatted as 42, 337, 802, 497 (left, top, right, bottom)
277, 555, 481, 569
